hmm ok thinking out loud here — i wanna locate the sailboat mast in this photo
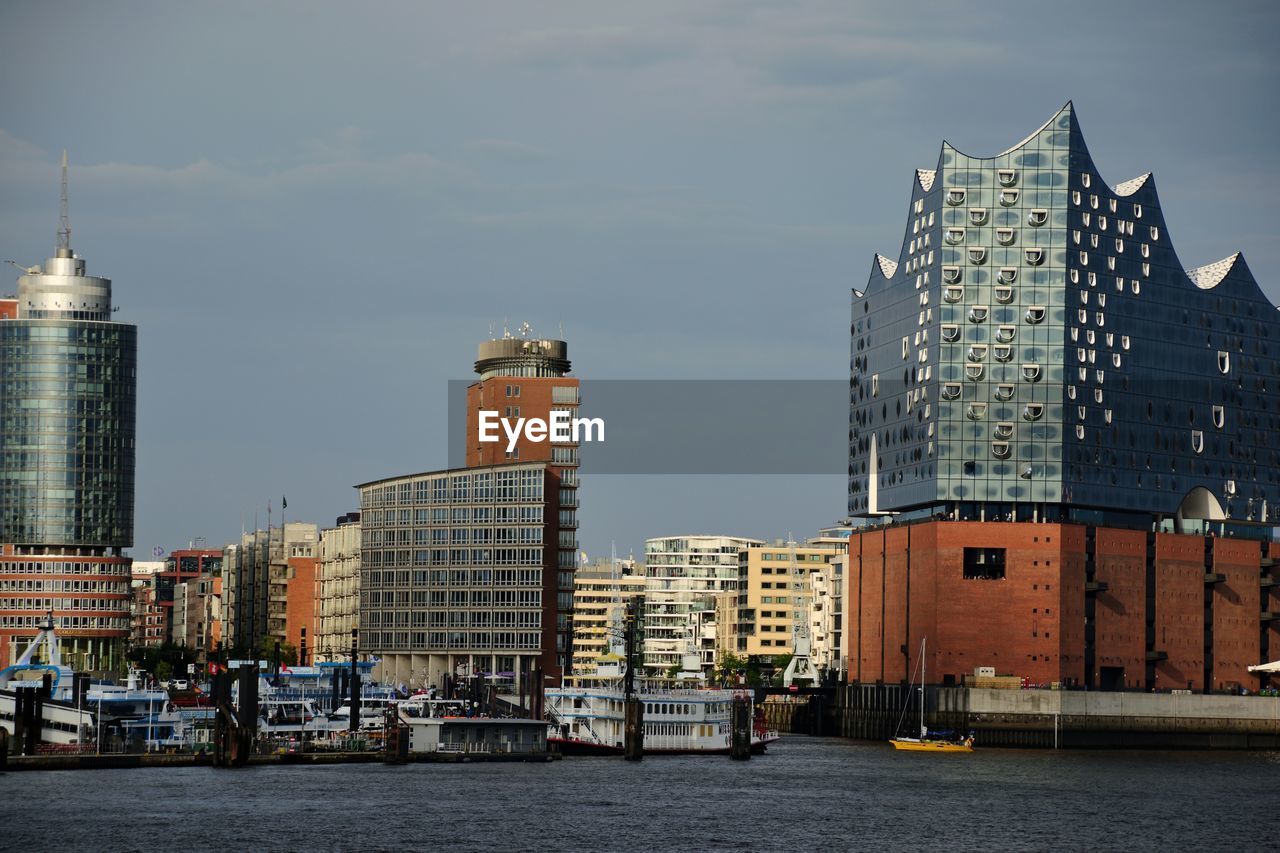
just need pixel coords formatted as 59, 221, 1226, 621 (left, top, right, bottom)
920, 637, 926, 739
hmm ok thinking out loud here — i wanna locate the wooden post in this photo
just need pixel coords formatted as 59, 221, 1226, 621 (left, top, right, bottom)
730, 696, 752, 760
624, 697, 644, 761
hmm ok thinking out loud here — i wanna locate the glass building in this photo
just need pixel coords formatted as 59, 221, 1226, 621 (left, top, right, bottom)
0, 176, 137, 672
849, 103, 1280, 528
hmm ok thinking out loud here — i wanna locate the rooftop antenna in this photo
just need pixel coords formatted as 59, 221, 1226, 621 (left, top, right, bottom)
57, 150, 71, 255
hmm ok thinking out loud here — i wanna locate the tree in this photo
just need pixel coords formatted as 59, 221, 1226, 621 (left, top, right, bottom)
258, 636, 298, 667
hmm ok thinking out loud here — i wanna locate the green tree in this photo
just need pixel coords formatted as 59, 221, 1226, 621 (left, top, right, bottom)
259, 636, 298, 667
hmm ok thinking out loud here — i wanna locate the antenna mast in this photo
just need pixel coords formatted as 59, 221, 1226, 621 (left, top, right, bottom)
57, 150, 71, 253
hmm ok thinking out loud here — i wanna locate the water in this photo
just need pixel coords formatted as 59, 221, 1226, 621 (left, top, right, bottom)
5, 737, 1276, 851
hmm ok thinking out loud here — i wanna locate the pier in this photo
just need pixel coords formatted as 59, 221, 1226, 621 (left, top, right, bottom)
769, 684, 1280, 749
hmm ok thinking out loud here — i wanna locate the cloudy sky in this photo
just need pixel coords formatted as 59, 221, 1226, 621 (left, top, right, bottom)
2, 0, 1277, 560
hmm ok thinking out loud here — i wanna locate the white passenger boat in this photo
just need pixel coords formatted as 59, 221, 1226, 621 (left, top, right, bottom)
546, 654, 778, 756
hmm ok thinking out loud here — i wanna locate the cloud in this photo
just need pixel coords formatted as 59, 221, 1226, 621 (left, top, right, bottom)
490, 26, 688, 69
466, 138, 549, 161
0, 129, 45, 162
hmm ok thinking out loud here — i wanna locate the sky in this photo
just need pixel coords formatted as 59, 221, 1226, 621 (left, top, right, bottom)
1, 0, 1278, 562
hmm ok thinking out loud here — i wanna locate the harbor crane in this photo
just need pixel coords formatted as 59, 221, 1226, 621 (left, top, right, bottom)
781, 537, 818, 687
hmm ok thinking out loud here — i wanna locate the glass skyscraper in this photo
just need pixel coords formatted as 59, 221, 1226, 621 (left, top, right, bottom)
0, 165, 137, 672
849, 103, 1280, 528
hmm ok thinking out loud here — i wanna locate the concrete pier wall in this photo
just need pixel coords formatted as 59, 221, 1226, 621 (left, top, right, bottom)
826, 685, 1280, 749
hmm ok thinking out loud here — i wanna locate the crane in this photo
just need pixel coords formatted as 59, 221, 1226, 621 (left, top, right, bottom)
781, 536, 818, 687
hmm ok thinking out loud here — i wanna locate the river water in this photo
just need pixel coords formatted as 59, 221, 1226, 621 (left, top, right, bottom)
5, 737, 1276, 851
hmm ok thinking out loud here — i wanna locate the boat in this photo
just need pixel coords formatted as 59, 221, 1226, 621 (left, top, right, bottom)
546, 650, 778, 756
0, 615, 96, 745
395, 695, 549, 756
889, 638, 974, 753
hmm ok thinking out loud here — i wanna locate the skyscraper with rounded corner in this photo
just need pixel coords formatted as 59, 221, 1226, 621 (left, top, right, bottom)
0, 155, 137, 672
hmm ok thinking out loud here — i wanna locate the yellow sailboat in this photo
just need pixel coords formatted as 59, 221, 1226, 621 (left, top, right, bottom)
889, 638, 975, 752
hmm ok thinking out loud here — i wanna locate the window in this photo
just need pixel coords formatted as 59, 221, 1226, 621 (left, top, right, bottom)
965, 363, 984, 380
1001, 189, 1019, 206
993, 344, 1013, 362
994, 384, 1015, 401
1021, 364, 1042, 382
1192, 430, 1204, 454
967, 343, 987, 361
968, 305, 989, 323
968, 247, 987, 264
1212, 405, 1225, 429
1023, 403, 1044, 421
945, 227, 965, 244
967, 403, 987, 420
964, 548, 1006, 580
1024, 248, 1044, 265
1028, 208, 1048, 227
1217, 351, 1230, 374
941, 324, 960, 342
946, 188, 966, 206
998, 267, 1018, 285
969, 208, 988, 226
996, 228, 1015, 245
992, 442, 1011, 459
993, 421, 1014, 439
944, 285, 965, 303
942, 265, 962, 283
997, 169, 1017, 187
994, 286, 1014, 304
1025, 306, 1046, 324
995, 325, 1016, 344
941, 382, 962, 400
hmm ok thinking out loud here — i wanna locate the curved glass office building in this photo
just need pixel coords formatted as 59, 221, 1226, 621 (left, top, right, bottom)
849, 102, 1280, 528
0, 219, 136, 672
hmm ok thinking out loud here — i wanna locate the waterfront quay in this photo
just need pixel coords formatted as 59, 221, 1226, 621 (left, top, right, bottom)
2, 749, 557, 772
764, 685, 1280, 749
